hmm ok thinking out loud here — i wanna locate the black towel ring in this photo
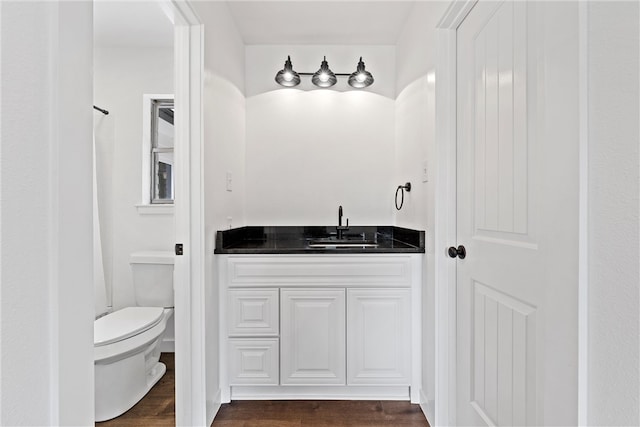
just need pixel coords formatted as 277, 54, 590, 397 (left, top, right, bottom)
395, 182, 412, 210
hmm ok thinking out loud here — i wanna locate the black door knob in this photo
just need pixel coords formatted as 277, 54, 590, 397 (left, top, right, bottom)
448, 245, 466, 259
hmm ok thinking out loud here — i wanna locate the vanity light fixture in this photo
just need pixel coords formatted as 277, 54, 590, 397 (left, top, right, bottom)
274, 55, 301, 87
348, 57, 374, 88
275, 56, 374, 89
311, 56, 337, 88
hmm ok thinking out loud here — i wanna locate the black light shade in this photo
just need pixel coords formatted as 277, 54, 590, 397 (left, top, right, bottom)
348, 57, 374, 88
311, 56, 337, 88
275, 55, 300, 87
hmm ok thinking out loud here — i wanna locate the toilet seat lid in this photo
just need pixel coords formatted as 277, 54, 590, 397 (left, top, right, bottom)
94, 307, 164, 347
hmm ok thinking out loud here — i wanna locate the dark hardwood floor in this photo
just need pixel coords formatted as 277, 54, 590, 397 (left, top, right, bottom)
96, 353, 430, 427
96, 352, 175, 427
212, 400, 430, 427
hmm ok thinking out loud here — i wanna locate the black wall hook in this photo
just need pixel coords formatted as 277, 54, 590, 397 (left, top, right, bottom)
93, 105, 109, 115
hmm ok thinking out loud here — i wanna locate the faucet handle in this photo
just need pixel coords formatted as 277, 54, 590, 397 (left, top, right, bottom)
336, 217, 349, 239
337, 218, 349, 230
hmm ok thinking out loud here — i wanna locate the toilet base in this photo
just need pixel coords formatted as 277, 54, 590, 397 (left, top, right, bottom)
95, 309, 173, 422
95, 354, 166, 422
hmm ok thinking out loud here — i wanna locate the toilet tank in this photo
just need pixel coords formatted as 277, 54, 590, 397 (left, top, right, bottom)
130, 251, 174, 307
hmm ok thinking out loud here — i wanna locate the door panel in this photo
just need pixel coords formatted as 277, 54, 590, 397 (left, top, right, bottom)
280, 289, 346, 385
347, 289, 411, 385
457, 1, 578, 425
471, 281, 536, 426
472, 0, 534, 247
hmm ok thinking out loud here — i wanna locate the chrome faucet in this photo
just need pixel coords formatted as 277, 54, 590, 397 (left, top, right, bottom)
336, 205, 349, 239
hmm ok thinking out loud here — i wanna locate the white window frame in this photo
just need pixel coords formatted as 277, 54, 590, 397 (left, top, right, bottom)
138, 93, 175, 214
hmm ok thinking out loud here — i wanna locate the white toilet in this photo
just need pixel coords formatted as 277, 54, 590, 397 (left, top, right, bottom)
94, 251, 174, 422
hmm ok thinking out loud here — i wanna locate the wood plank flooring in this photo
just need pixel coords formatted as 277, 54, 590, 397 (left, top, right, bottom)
212, 400, 430, 427
96, 353, 430, 427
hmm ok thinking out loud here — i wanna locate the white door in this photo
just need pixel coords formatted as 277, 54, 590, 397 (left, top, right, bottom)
455, 1, 579, 425
347, 289, 411, 385
280, 288, 346, 385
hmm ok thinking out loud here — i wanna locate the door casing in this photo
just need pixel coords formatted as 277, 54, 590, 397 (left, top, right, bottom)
160, 0, 208, 425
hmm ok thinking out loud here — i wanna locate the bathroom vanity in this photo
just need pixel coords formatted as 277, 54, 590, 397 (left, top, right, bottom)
215, 226, 425, 403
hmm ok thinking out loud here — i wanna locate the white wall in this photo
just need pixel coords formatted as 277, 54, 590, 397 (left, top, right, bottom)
587, 2, 640, 425
190, 1, 246, 420
93, 46, 175, 310
394, 2, 448, 423
193, 2, 246, 234
1, 1, 94, 425
245, 45, 396, 226
395, 2, 448, 97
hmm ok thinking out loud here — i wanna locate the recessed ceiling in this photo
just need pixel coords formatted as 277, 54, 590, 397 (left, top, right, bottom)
226, 1, 416, 45
94, 1, 173, 48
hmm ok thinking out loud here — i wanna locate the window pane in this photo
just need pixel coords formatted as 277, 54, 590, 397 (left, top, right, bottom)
156, 106, 174, 148
150, 98, 174, 204
153, 151, 174, 202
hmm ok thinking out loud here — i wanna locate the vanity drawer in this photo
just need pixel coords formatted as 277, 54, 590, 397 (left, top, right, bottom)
226, 255, 414, 288
228, 338, 279, 385
228, 289, 279, 336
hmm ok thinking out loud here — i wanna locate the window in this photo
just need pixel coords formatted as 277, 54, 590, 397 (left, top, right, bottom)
150, 98, 174, 204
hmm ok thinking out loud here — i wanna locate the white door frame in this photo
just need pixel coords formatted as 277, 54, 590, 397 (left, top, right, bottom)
576, 3, 589, 424
434, 1, 590, 425
161, 1, 206, 425
434, 3, 477, 425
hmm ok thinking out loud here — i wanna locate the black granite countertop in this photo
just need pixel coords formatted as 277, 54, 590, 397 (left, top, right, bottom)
214, 226, 425, 254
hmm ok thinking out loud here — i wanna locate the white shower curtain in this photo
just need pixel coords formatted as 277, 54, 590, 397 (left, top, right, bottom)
93, 118, 108, 318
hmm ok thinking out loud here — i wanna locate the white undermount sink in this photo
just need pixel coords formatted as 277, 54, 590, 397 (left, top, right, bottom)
307, 238, 379, 248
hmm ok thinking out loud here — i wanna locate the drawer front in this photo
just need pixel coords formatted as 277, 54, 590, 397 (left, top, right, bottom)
228, 289, 279, 336
228, 339, 279, 385
227, 255, 414, 288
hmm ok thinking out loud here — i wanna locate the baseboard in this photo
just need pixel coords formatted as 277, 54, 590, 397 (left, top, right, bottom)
160, 337, 175, 353
230, 385, 410, 401
206, 389, 222, 426
419, 389, 435, 427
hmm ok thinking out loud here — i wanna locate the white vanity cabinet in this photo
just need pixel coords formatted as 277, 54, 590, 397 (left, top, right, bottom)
219, 254, 422, 402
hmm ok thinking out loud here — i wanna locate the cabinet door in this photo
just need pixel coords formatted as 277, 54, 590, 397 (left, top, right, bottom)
280, 288, 346, 385
347, 289, 411, 385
